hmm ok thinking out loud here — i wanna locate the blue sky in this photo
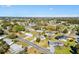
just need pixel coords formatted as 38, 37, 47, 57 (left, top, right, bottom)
0, 5, 79, 17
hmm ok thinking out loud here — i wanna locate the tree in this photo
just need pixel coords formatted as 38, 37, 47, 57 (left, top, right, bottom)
75, 44, 79, 54
2, 21, 12, 29
12, 39, 19, 43
75, 44, 79, 49
0, 40, 10, 54
8, 33, 18, 39
70, 44, 79, 54
36, 38, 40, 43
12, 25, 25, 32
75, 26, 79, 35
63, 28, 68, 33
0, 29, 4, 35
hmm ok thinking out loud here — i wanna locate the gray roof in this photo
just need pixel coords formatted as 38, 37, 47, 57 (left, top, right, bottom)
9, 44, 24, 53
0, 35, 6, 39
48, 41, 64, 46
3, 38, 13, 45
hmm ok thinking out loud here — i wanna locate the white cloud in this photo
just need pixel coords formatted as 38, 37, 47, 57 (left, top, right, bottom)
49, 8, 53, 11
5, 5, 11, 7
0, 5, 12, 8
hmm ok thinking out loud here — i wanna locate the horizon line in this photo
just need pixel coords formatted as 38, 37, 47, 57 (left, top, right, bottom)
0, 15, 79, 17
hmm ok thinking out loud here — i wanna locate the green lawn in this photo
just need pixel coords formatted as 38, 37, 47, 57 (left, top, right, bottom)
16, 41, 29, 47
55, 46, 71, 54
54, 40, 76, 54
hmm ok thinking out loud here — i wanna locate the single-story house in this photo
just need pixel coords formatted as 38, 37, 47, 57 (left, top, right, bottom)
45, 31, 55, 37
76, 35, 79, 42
3, 38, 13, 45
21, 31, 33, 38
29, 23, 36, 27
25, 33, 33, 37
0, 35, 6, 40
40, 35, 46, 40
36, 30, 43, 33
55, 35, 68, 41
9, 44, 24, 54
48, 41, 64, 47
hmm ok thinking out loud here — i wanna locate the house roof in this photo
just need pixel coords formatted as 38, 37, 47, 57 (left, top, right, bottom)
0, 35, 6, 39
55, 35, 68, 40
25, 33, 33, 37
48, 41, 64, 46
40, 35, 46, 40
10, 44, 24, 53
3, 38, 13, 45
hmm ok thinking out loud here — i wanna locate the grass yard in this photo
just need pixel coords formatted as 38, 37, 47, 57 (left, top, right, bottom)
39, 40, 48, 48
55, 46, 71, 54
55, 39, 76, 54
27, 47, 40, 54
24, 36, 34, 41
16, 41, 29, 47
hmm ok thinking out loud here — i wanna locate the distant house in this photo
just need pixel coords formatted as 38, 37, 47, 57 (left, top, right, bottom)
9, 44, 24, 54
55, 35, 68, 41
11, 22, 14, 25
29, 22, 36, 27
3, 38, 13, 45
26, 28, 35, 32
48, 41, 64, 47
0, 35, 6, 40
21, 31, 33, 38
40, 35, 46, 40
25, 33, 33, 38
20, 31, 25, 34
36, 30, 43, 33
6, 26, 11, 31
16, 22, 21, 25
76, 35, 79, 42
45, 31, 55, 36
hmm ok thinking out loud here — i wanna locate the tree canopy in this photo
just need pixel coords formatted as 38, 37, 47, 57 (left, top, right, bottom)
0, 39, 10, 54
12, 25, 25, 32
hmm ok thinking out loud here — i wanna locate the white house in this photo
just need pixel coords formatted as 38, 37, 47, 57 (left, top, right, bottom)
9, 44, 24, 54
29, 22, 36, 27
0, 35, 6, 40
3, 38, 13, 45
36, 30, 43, 33
21, 31, 33, 38
40, 35, 46, 40
25, 33, 33, 38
